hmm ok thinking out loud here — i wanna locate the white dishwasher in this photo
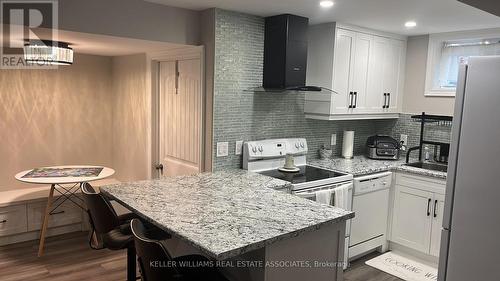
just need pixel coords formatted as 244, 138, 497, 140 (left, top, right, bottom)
349, 171, 392, 259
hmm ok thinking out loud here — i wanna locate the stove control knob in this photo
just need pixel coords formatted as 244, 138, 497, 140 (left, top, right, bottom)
252, 146, 257, 153
258, 146, 263, 152
295, 143, 300, 148
300, 142, 304, 148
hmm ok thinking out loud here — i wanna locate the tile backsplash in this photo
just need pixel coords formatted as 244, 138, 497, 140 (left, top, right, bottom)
376, 114, 453, 158
212, 9, 453, 170
212, 9, 395, 170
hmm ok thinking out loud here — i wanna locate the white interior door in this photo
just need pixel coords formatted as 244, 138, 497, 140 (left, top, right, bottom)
159, 59, 202, 177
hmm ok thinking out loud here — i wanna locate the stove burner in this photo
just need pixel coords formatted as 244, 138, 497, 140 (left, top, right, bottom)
258, 165, 347, 184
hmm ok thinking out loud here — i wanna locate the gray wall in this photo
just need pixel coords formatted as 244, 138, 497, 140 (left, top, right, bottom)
212, 10, 398, 170
402, 35, 455, 115
59, 0, 200, 45
376, 114, 452, 158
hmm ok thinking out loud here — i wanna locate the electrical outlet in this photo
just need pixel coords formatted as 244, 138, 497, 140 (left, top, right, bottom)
235, 141, 243, 155
331, 134, 337, 146
400, 134, 408, 151
217, 142, 229, 157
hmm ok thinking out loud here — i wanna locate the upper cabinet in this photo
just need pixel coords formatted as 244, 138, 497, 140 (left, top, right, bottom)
305, 23, 407, 120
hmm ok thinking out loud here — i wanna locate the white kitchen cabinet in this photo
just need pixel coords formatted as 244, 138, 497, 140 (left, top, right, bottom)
391, 185, 433, 253
390, 173, 446, 257
366, 37, 405, 113
331, 28, 355, 114
305, 23, 406, 120
429, 193, 445, 257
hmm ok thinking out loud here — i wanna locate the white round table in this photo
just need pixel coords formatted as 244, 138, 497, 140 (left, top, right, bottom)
15, 165, 114, 257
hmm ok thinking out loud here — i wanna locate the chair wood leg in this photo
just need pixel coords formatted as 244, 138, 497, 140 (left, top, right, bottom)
127, 246, 137, 281
38, 184, 55, 257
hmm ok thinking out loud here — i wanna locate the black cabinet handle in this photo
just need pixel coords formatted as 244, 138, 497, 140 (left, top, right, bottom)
383, 93, 387, 108
348, 92, 353, 108
353, 92, 358, 108
0, 219, 7, 224
387, 93, 391, 108
427, 198, 432, 216
434, 200, 438, 218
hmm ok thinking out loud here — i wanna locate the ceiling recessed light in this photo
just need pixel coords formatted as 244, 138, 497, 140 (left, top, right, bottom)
319, 1, 334, 8
405, 21, 417, 28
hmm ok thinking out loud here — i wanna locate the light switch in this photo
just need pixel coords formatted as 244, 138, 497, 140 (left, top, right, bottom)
331, 134, 337, 146
217, 142, 229, 157
235, 141, 243, 155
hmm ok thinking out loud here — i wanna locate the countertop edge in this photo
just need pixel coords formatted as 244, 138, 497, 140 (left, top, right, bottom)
101, 183, 354, 261
308, 156, 447, 179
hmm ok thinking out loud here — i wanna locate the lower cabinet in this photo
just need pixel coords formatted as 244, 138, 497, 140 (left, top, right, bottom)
0, 205, 28, 236
429, 193, 445, 257
0, 197, 85, 246
390, 173, 445, 257
27, 200, 83, 231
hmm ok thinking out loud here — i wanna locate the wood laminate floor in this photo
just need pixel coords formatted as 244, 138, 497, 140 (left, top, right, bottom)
0, 232, 401, 281
0, 232, 128, 281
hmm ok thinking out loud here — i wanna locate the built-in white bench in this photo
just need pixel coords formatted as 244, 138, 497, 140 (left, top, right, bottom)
0, 178, 120, 246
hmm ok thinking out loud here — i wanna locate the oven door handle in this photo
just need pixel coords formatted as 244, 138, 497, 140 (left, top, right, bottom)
294, 182, 352, 196
295, 192, 316, 199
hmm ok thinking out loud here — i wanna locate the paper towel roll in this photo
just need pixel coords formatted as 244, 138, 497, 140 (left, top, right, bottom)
342, 131, 354, 159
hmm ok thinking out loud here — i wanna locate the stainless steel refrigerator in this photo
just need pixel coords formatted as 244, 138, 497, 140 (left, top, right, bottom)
438, 56, 500, 281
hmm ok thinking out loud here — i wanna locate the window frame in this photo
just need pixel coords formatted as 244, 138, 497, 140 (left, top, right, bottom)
425, 28, 500, 97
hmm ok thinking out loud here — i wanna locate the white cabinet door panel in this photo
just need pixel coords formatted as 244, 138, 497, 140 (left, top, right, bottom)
391, 185, 433, 253
350, 33, 372, 113
430, 193, 445, 257
385, 39, 404, 112
332, 29, 356, 114
366, 37, 389, 112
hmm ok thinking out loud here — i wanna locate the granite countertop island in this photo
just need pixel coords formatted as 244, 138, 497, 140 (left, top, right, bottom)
309, 156, 447, 179
100, 169, 354, 261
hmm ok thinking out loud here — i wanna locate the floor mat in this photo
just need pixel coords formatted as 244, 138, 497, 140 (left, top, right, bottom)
365, 252, 438, 281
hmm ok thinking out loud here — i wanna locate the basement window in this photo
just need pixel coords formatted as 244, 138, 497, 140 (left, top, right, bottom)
425, 29, 500, 96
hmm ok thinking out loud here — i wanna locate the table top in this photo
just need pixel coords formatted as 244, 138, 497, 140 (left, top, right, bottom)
15, 165, 115, 185
100, 169, 353, 260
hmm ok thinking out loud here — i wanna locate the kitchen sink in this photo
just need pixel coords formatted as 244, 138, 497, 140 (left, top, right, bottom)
405, 162, 448, 173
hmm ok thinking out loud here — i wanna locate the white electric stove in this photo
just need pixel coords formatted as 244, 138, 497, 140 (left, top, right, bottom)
243, 138, 353, 191
243, 138, 353, 269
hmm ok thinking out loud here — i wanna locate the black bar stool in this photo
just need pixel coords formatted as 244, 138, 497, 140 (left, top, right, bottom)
130, 219, 229, 281
81, 182, 138, 281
